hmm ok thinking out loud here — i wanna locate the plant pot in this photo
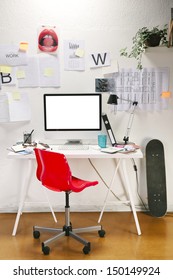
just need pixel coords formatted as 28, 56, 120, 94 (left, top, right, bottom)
145, 34, 161, 47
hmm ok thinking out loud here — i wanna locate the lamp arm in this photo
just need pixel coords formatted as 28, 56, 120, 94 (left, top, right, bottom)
123, 101, 138, 144
107, 93, 138, 144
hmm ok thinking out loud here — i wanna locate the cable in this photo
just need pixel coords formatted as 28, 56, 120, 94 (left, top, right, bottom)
88, 158, 130, 206
88, 157, 149, 211
88, 158, 121, 201
130, 158, 149, 212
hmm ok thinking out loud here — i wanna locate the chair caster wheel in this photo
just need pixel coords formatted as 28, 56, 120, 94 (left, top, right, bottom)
42, 244, 50, 255
33, 230, 40, 239
83, 245, 90, 254
98, 229, 106, 237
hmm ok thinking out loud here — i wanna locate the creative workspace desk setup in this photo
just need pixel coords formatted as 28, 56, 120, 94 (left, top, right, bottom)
8, 144, 143, 237
7, 92, 144, 239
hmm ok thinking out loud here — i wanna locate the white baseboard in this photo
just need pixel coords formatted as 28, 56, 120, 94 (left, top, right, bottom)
1, 202, 173, 213
0, 202, 145, 213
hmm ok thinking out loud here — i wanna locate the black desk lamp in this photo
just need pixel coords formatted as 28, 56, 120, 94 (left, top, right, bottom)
107, 94, 119, 105
107, 94, 138, 144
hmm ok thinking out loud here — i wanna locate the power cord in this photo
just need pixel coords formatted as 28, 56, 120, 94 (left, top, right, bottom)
88, 158, 122, 202
88, 158, 131, 207
130, 158, 149, 212
88, 157, 148, 211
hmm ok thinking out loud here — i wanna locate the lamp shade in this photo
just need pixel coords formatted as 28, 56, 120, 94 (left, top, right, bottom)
107, 94, 119, 105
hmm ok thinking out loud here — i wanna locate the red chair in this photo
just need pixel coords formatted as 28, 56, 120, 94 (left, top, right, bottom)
34, 148, 57, 223
33, 148, 105, 255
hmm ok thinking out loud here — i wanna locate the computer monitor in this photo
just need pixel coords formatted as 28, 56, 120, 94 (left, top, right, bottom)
43, 93, 102, 143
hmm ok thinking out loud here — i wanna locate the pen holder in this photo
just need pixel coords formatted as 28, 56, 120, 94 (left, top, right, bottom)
23, 131, 32, 144
98, 134, 107, 148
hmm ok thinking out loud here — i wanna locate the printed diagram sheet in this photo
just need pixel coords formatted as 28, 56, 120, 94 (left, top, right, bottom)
109, 68, 170, 111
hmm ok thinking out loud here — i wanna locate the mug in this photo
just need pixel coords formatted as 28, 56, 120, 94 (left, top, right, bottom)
98, 134, 107, 148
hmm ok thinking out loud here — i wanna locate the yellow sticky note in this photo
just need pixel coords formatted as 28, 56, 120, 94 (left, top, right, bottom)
161, 91, 171, 98
75, 48, 85, 57
44, 68, 54, 77
0, 65, 12, 73
19, 42, 28, 52
12, 92, 21, 100
16, 70, 26, 79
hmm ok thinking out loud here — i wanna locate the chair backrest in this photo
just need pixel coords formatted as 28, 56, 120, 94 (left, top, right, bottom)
34, 148, 72, 192
34, 148, 42, 181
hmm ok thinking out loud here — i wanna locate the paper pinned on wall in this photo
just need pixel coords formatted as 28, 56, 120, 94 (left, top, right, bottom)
89, 51, 111, 68
7, 92, 31, 122
39, 55, 60, 87
64, 40, 85, 71
18, 56, 39, 87
37, 26, 58, 54
17, 55, 60, 87
0, 44, 28, 66
0, 92, 31, 122
0, 94, 9, 122
109, 67, 170, 111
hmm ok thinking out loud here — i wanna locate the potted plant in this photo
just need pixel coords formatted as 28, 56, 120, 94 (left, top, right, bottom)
120, 24, 168, 70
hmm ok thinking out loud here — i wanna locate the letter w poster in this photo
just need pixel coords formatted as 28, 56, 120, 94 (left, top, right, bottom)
89, 51, 111, 68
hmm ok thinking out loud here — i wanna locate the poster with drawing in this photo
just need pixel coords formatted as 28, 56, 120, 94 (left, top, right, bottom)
38, 26, 58, 54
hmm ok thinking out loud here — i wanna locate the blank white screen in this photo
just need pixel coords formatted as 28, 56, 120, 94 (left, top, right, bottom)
44, 94, 101, 130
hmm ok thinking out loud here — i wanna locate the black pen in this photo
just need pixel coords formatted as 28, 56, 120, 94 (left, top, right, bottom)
23, 129, 34, 145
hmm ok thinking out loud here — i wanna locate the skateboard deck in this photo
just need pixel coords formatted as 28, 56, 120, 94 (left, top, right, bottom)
146, 139, 167, 217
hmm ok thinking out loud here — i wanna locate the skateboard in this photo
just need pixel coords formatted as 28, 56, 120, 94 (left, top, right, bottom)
146, 139, 167, 217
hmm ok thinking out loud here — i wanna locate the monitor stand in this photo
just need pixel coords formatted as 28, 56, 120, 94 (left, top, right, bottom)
65, 139, 83, 145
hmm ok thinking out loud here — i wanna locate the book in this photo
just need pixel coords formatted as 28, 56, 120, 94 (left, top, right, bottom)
11, 144, 25, 153
100, 147, 124, 154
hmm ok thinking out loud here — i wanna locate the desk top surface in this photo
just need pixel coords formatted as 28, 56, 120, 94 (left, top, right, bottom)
8, 145, 143, 159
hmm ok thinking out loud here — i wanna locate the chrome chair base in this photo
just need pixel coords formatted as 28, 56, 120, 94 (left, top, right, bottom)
33, 192, 105, 255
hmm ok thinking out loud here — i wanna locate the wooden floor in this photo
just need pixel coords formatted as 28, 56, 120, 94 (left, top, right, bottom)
0, 211, 173, 260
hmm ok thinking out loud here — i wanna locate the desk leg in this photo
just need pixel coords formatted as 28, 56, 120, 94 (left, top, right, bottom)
12, 159, 33, 236
121, 159, 141, 236
98, 159, 121, 223
43, 188, 57, 223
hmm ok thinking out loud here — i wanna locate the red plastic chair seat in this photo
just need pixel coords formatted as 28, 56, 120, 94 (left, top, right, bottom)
34, 148, 98, 193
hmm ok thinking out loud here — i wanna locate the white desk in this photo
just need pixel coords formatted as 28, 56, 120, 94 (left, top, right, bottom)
8, 146, 143, 236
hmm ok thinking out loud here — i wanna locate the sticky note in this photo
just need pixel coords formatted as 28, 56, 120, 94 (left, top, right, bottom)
161, 91, 171, 98
19, 42, 28, 52
12, 92, 21, 100
16, 70, 26, 79
44, 68, 54, 77
0, 65, 12, 73
75, 48, 85, 57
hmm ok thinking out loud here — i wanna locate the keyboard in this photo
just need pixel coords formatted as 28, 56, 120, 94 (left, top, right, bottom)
57, 144, 89, 150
